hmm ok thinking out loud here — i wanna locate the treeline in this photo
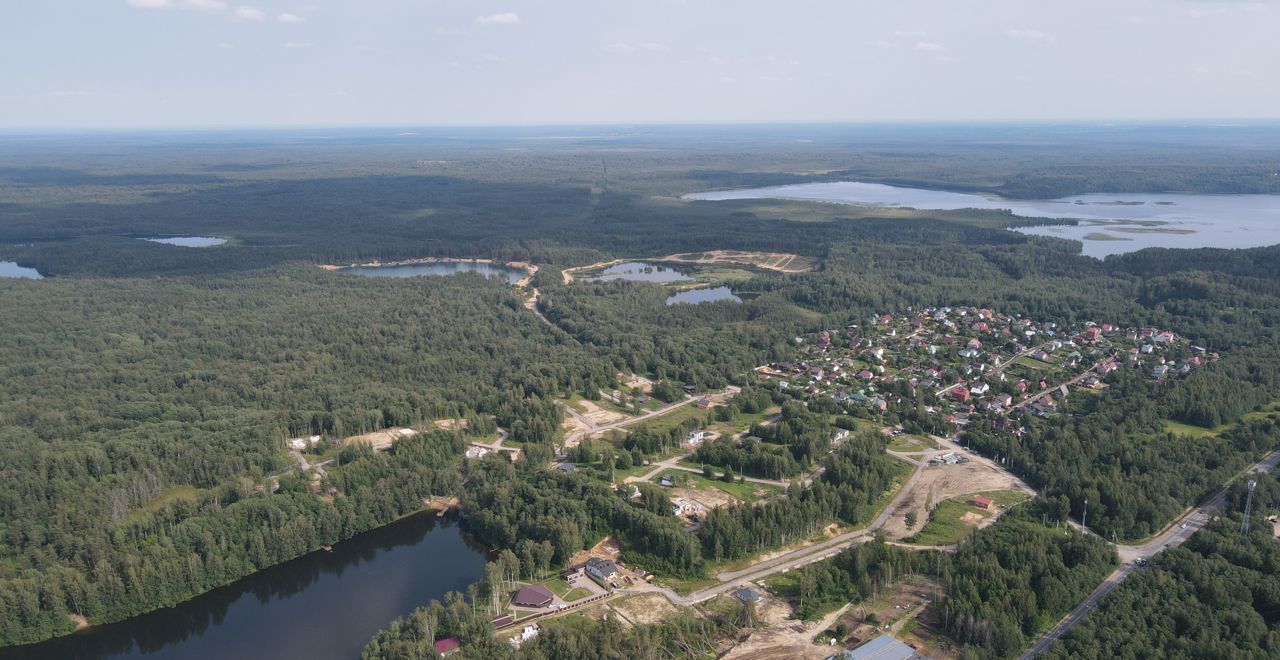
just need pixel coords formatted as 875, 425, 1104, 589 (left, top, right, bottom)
1046, 475, 1280, 659
760, 503, 1116, 658
362, 582, 738, 660
0, 429, 468, 646
0, 269, 618, 647
699, 432, 905, 563
964, 366, 1280, 541
460, 458, 703, 576
942, 514, 1115, 657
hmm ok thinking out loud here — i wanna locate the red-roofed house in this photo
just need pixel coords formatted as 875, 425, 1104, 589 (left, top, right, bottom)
972, 496, 993, 510
434, 637, 461, 656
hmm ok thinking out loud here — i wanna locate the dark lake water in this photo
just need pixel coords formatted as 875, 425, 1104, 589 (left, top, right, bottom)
0, 262, 44, 279
344, 262, 525, 283
684, 181, 1280, 258
666, 286, 741, 305
0, 514, 486, 660
588, 261, 691, 283
142, 237, 227, 248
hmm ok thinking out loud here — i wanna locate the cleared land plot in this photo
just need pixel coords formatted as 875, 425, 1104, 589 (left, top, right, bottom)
907, 490, 1028, 546
668, 472, 783, 504
660, 250, 817, 274
880, 459, 1025, 540
887, 434, 937, 453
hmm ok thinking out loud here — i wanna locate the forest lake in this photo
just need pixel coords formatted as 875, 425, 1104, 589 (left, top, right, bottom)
0, 513, 486, 660
684, 181, 1280, 258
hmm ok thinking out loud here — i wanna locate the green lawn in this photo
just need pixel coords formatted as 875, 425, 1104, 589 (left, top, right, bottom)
1015, 356, 1055, 371
543, 577, 573, 598
908, 490, 1028, 546
635, 402, 708, 435
562, 587, 593, 602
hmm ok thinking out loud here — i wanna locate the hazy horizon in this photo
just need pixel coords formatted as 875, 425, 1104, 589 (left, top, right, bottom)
3, 0, 1279, 130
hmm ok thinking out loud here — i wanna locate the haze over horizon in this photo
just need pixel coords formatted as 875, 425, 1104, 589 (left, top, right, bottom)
2, 0, 1279, 129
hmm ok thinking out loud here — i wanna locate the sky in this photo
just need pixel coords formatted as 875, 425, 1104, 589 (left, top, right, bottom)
1, 0, 1277, 129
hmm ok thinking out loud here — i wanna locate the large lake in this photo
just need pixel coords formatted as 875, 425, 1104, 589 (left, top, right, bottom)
0, 514, 486, 660
344, 262, 525, 283
0, 262, 44, 279
589, 262, 691, 283
685, 182, 1280, 258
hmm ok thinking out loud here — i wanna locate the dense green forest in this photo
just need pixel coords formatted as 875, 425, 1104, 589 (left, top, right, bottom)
2, 128, 1280, 652
364, 504, 1115, 660
1045, 475, 1280, 659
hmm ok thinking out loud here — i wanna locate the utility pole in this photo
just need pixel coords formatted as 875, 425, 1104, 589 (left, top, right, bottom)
1082, 498, 1088, 535
1241, 480, 1257, 534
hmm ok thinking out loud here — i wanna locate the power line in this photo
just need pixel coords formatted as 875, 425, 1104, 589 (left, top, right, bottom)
1240, 479, 1257, 534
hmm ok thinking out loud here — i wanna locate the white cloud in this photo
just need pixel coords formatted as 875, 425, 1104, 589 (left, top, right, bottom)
127, 0, 228, 11
181, 0, 226, 11
233, 6, 265, 21
217, 41, 234, 49
641, 42, 671, 53
1007, 28, 1055, 43
893, 30, 927, 38
277, 12, 303, 23
476, 12, 519, 25
603, 42, 635, 54
916, 41, 945, 51
282, 41, 311, 48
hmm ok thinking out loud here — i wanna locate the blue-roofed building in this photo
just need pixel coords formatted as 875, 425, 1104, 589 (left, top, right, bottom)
829, 635, 917, 660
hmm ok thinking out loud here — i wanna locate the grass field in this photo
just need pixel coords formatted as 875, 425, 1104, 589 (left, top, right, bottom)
908, 490, 1028, 546
887, 434, 937, 453
128, 485, 203, 522
669, 471, 785, 502
635, 401, 708, 435
706, 405, 780, 437
1162, 419, 1219, 438
1015, 356, 1055, 371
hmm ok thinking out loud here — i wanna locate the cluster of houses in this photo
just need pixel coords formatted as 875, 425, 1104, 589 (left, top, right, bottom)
756, 306, 1213, 427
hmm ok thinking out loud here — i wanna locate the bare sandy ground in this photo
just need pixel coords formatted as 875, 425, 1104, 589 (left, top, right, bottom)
341, 427, 417, 450
881, 461, 1019, 539
722, 595, 831, 660
659, 250, 816, 273
609, 593, 679, 627
577, 400, 629, 426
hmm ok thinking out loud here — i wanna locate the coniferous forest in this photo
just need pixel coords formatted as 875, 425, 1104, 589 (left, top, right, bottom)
2, 126, 1280, 657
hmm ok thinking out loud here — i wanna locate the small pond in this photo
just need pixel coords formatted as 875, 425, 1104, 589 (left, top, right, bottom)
588, 262, 691, 283
666, 286, 742, 305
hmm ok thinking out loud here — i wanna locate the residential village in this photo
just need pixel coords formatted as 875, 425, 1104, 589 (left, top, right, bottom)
756, 305, 1214, 432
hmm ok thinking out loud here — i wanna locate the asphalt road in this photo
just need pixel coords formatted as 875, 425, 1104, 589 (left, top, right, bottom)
1020, 448, 1280, 658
